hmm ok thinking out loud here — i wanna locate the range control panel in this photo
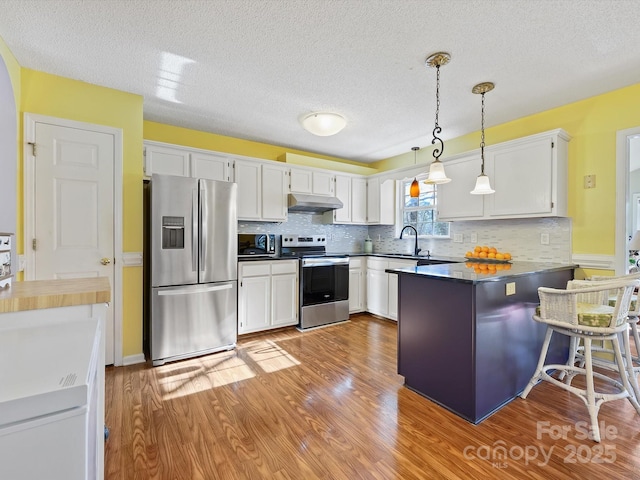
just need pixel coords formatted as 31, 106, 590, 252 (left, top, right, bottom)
281, 234, 327, 248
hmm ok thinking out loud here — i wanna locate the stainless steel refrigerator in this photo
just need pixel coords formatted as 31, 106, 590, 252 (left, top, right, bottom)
150, 174, 237, 366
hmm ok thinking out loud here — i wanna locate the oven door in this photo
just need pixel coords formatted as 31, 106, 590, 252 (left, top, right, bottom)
301, 257, 349, 306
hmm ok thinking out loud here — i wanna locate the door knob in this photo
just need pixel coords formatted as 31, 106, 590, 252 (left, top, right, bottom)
100, 258, 111, 265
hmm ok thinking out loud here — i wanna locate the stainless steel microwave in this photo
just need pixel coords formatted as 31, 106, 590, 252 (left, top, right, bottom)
238, 234, 276, 257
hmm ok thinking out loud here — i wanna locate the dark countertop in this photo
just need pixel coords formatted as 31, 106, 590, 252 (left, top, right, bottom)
387, 261, 576, 284
238, 253, 465, 262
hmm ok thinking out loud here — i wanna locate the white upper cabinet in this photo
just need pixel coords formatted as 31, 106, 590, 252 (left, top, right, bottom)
436, 129, 570, 221
333, 174, 352, 223
289, 166, 334, 195
486, 131, 568, 218
261, 163, 288, 221
351, 178, 368, 224
365, 177, 395, 225
144, 143, 190, 177
437, 154, 485, 221
191, 151, 232, 182
144, 142, 232, 181
235, 159, 287, 222
379, 179, 396, 225
312, 171, 334, 195
235, 159, 262, 220
289, 167, 313, 193
367, 177, 380, 224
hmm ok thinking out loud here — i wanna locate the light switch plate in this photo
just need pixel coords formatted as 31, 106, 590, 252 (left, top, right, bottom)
506, 282, 516, 296
453, 233, 463, 243
540, 233, 550, 245
471, 233, 478, 243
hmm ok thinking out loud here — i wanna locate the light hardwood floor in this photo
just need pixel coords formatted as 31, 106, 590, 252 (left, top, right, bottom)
105, 314, 640, 479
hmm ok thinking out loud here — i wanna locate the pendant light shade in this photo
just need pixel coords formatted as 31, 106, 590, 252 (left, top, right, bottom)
409, 146, 420, 198
423, 52, 451, 185
470, 82, 495, 195
470, 174, 495, 195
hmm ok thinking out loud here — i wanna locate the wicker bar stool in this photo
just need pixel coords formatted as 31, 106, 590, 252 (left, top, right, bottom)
520, 278, 640, 442
589, 273, 640, 369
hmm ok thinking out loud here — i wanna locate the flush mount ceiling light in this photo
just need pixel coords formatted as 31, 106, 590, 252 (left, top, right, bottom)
470, 81, 495, 195
301, 112, 346, 136
423, 52, 452, 185
410, 146, 420, 198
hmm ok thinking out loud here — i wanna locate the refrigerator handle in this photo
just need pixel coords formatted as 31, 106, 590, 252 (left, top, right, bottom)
192, 188, 198, 272
200, 184, 206, 272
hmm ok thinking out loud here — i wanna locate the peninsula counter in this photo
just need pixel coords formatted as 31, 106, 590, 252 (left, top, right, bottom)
389, 262, 575, 423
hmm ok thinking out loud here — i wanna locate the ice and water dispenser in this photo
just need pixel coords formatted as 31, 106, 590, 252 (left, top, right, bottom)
161, 216, 185, 249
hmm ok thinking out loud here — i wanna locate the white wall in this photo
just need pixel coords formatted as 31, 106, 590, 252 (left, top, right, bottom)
0, 55, 17, 272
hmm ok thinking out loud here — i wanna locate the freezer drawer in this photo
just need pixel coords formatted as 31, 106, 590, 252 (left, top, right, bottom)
151, 282, 237, 365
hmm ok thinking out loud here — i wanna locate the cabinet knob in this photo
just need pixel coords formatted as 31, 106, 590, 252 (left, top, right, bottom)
100, 258, 111, 265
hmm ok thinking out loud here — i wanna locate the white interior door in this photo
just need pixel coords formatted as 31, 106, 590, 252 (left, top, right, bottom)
31, 121, 116, 365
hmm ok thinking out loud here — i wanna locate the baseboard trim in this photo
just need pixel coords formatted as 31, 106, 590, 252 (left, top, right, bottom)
122, 353, 146, 366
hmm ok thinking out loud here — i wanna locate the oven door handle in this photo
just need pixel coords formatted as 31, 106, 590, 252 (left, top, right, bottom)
302, 258, 349, 267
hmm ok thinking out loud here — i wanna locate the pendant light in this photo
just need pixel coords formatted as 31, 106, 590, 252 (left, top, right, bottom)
470, 82, 495, 195
423, 52, 451, 185
409, 146, 420, 198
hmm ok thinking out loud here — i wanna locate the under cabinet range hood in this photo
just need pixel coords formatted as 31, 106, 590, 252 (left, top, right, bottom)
287, 193, 343, 213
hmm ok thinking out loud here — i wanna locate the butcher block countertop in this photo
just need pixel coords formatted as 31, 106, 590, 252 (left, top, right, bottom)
0, 277, 111, 313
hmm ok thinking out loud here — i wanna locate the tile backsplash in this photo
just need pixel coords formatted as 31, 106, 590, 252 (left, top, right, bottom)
239, 214, 572, 263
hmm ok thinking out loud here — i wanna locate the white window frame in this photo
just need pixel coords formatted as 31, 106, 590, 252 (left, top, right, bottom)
395, 176, 451, 239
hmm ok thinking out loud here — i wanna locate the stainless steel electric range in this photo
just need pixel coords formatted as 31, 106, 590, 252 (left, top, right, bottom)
280, 234, 349, 330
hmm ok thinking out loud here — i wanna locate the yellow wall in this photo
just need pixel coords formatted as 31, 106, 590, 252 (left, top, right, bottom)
20, 68, 144, 357
373, 82, 640, 258
144, 120, 372, 172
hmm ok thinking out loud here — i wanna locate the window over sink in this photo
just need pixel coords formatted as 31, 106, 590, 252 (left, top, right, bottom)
396, 175, 450, 238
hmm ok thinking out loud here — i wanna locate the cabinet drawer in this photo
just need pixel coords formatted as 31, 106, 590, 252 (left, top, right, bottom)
271, 261, 297, 275
367, 258, 388, 271
349, 257, 363, 269
240, 262, 271, 277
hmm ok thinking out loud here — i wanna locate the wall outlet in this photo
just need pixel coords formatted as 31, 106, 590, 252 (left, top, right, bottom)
540, 233, 550, 245
453, 233, 463, 243
584, 174, 596, 189
506, 282, 516, 296
471, 233, 478, 243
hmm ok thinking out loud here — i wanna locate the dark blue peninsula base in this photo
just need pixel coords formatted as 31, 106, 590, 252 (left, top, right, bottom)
392, 262, 575, 424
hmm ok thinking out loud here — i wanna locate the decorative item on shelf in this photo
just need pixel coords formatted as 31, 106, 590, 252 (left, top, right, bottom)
628, 230, 640, 270
423, 52, 451, 185
409, 146, 420, 198
301, 112, 346, 136
470, 81, 495, 195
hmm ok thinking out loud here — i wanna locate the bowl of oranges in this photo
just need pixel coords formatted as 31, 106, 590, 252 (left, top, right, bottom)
465, 245, 512, 263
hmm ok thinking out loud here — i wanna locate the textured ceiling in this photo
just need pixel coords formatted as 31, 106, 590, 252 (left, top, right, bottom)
1, 0, 639, 163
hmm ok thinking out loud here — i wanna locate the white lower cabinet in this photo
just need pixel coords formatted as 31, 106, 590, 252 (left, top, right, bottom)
238, 260, 298, 334
348, 257, 365, 313
366, 257, 417, 321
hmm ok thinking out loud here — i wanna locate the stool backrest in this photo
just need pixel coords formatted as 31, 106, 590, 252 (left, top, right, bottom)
589, 273, 640, 318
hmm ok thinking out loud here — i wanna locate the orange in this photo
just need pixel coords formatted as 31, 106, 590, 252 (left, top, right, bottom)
503, 252, 512, 260
481, 246, 489, 253
487, 252, 496, 259
489, 247, 497, 254
465, 251, 473, 258
478, 251, 487, 258
495, 253, 505, 260
474, 246, 482, 253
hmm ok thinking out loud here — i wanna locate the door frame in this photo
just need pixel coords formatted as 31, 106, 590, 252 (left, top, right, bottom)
23, 113, 123, 366
616, 126, 640, 275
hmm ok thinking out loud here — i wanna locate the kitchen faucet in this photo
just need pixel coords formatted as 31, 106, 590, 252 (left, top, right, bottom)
400, 225, 421, 257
